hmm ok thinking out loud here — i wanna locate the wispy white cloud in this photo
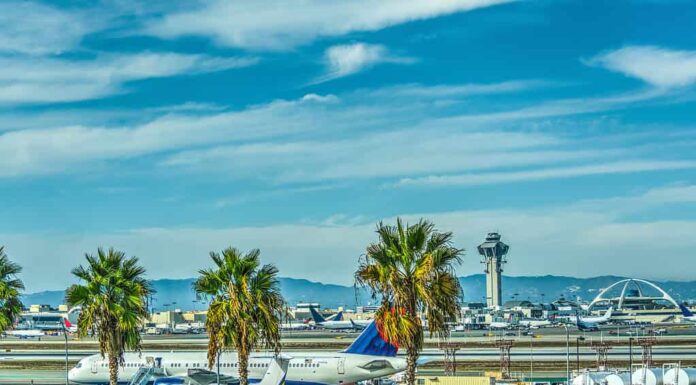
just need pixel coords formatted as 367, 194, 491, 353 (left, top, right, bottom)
363, 80, 548, 99
0, 95, 347, 176
0, 81, 690, 181
314, 43, 415, 83
587, 46, 696, 88
146, 0, 514, 50
161, 130, 611, 183
395, 160, 696, 187
0, 53, 257, 104
0, 1, 95, 55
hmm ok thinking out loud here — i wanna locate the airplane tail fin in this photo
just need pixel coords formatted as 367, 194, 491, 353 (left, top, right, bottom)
333, 311, 344, 321
604, 307, 613, 319
308, 306, 326, 323
343, 321, 398, 357
680, 304, 694, 317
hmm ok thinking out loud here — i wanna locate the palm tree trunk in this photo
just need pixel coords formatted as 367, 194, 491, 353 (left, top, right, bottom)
239, 352, 249, 385
108, 353, 119, 385
405, 347, 419, 385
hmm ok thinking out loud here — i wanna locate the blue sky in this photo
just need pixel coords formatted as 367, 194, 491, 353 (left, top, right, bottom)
1, 0, 696, 292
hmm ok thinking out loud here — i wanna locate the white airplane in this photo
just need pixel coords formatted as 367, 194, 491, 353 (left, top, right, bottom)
281, 320, 312, 331
4, 329, 45, 339
172, 324, 193, 334
309, 307, 371, 330
489, 314, 514, 330
489, 321, 511, 330
69, 321, 407, 385
575, 307, 613, 324
518, 319, 553, 328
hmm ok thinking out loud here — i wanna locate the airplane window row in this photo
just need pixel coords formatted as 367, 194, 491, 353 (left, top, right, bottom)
107, 361, 320, 369
290, 363, 320, 368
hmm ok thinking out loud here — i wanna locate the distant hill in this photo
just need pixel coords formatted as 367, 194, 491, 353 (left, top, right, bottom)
21, 275, 696, 310
21, 277, 375, 310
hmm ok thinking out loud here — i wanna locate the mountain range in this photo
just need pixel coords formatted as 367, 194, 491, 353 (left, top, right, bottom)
22, 275, 696, 310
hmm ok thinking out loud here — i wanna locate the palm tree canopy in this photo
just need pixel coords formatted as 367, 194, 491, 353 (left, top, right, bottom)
65, 247, 153, 361
355, 218, 463, 351
0, 246, 24, 332
195, 247, 284, 367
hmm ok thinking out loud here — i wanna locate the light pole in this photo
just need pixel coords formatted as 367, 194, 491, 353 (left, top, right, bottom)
563, 324, 570, 385
629, 337, 634, 385
63, 323, 69, 385
217, 351, 221, 384
530, 334, 534, 383
575, 337, 585, 372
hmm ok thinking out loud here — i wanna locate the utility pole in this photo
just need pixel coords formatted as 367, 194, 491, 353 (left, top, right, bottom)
496, 339, 514, 379
576, 336, 585, 371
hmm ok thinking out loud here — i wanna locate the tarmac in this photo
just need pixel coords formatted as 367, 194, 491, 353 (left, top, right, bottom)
3, 324, 696, 384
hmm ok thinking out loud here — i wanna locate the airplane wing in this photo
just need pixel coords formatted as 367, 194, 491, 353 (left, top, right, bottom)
182, 355, 291, 385
258, 355, 291, 385
185, 369, 238, 385
349, 320, 367, 330
137, 355, 290, 385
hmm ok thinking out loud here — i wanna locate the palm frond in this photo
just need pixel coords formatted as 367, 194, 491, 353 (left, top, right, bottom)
355, 218, 463, 377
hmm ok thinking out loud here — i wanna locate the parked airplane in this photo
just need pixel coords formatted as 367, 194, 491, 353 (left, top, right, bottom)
309, 307, 370, 330
572, 307, 612, 332
172, 324, 193, 334
281, 319, 312, 331
576, 318, 600, 332
578, 307, 613, 324
489, 321, 511, 330
568, 307, 613, 325
4, 329, 45, 339
68, 321, 407, 385
489, 314, 514, 330
518, 319, 553, 328
679, 304, 696, 322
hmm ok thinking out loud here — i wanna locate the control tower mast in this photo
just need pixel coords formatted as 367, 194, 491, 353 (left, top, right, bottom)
478, 232, 509, 309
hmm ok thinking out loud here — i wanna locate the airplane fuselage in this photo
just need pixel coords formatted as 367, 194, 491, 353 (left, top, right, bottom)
69, 351, 406, 385
5, 329, 45, 339
315, 320, 369, 330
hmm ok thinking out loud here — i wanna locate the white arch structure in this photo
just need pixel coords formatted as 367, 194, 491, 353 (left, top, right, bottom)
588, 278, 679, 311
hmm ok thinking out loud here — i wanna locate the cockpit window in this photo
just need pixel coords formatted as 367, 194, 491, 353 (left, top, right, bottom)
76, 363, 82, 368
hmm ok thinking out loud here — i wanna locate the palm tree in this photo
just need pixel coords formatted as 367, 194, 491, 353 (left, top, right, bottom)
65, 248, 153, 385
0, 246, 24, 333
195, 247, 284, 385
355, 218, 463, 385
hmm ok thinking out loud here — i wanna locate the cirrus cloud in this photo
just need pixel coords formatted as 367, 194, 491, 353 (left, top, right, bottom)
146, 0, 514, 50
314, 43, 415, 83
0, 53, 257, 104
588, 46, 696, 89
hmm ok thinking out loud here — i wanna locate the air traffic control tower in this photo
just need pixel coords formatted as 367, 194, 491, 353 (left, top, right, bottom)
478, 232, 509, 308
